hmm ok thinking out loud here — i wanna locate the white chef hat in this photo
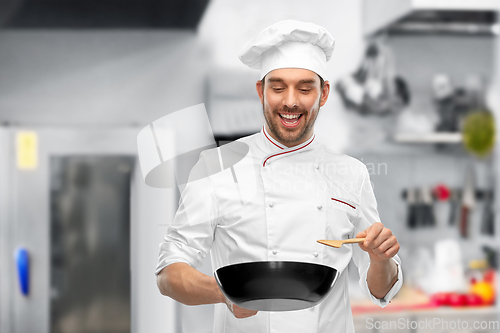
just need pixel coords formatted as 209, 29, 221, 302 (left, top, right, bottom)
239, 20, 335, 80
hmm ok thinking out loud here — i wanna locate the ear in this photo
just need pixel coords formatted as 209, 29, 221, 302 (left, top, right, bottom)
256, 80, 264, 105
319, 81, 330, 107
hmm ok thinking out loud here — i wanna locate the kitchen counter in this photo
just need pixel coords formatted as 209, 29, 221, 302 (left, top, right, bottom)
351, 286, 499, 332
353, 306, 499, 333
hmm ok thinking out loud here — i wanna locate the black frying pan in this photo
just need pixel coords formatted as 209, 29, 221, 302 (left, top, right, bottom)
215, 261, 338, 311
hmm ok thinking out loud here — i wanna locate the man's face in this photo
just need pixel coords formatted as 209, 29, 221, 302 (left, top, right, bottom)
256, 68, 330, 148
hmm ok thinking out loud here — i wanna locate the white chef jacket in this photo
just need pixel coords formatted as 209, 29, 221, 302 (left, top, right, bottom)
156, 127, 403, 333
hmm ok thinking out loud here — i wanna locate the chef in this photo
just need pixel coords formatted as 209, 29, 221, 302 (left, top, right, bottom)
155, 20, 403, 333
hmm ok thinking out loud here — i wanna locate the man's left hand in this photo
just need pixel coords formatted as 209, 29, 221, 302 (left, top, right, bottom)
356, 222, 400, 262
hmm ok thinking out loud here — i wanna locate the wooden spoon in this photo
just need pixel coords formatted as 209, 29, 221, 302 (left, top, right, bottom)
317, 238, 366, 248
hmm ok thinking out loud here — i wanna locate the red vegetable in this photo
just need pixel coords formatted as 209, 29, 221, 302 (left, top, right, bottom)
431, 292, 451, 306
465, 293, 484, 306
449, 293, 467, 307
484, 269, 495, 284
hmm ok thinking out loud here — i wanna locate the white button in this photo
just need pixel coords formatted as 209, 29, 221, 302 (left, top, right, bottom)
268, 202, 274, 208
313, 252, 319, 257
272, 249, 278, 255
317, 204, 322, 210
314, 164, 319, 170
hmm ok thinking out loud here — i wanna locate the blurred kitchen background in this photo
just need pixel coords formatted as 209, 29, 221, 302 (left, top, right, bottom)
1, 0, 500, 332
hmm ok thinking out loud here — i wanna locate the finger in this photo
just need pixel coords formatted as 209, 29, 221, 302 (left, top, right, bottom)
356, 226, 371, 251
239, 309, 258, 315
357, 238, 369, 252
356, 228, 368, 239
234, 309, 258, 319
364, 223, 384, 248
371, 235, 396, 254
370, 228, 393, 250
244, 310, 258, 317
376, 242, 400, 260
232, 304, 258, 318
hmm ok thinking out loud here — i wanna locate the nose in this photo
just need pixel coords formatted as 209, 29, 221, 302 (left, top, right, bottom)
283, 90, 299, 109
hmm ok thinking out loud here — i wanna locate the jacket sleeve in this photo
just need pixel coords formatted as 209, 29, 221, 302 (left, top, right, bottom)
351, 164, 403, 307
155, 151, 219, 275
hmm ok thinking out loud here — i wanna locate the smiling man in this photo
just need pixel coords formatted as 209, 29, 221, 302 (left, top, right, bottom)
257, 68, 325, 147
155, 20, 403, 333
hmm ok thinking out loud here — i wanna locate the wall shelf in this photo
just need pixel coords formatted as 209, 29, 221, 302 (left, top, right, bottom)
393, 132, 462, 143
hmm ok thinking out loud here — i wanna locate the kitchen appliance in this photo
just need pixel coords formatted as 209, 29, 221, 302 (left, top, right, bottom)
363, 0, 499, 36
215, 261, 338, 311
0, 127, 174, 333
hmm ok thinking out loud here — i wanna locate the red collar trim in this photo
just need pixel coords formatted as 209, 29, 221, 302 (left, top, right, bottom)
263, 126, 285, 150
262, 134, 315, 167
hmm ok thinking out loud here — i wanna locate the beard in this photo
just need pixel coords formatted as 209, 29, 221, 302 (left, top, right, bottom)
263, 100, 321, 147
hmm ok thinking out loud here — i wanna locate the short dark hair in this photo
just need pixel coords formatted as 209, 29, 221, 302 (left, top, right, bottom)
261, 74, 325, 91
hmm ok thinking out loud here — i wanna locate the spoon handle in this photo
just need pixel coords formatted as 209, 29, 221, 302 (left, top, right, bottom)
342, 238, 365, 245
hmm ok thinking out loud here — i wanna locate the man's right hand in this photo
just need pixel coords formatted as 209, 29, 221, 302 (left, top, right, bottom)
224, 297, 258, 319
157, 263, 258, 319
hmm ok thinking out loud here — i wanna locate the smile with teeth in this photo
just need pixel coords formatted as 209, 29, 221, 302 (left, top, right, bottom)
279, 113, 302, 124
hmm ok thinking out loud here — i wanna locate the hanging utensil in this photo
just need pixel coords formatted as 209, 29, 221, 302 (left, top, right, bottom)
448, 189, 460, 226
414, 187, 426, 227
481, 161, 496, 235
336, 38, 409, 115
421, 186, 436, 227
460, 166, 476, 238
481, 190, 495, 235
335, 44, 377, 111
407, 187, 418, 229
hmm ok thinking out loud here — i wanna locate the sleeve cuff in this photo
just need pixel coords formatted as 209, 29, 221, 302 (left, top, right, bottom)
358, 257, 403, 308
155, 258, 192, 276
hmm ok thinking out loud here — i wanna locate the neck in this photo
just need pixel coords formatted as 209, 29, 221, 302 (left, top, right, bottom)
264, 125, 313, 148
